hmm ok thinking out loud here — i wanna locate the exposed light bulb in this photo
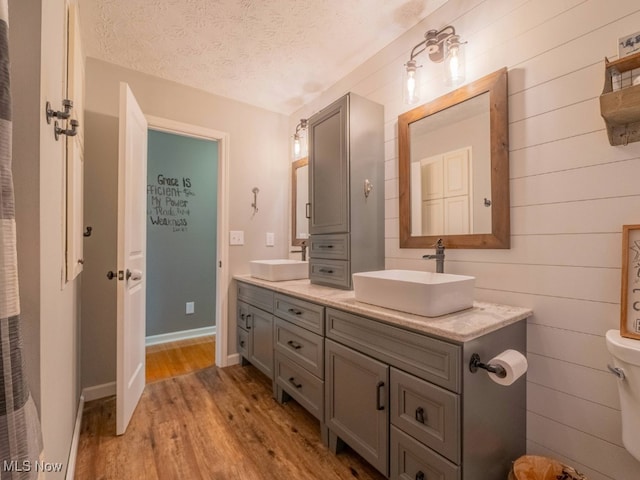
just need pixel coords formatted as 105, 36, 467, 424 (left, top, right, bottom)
448, 47, 460, 79
404, 60, 421, 104
444, 35, 465, 87
293, 134, 301, 157
407, 71, 416, 99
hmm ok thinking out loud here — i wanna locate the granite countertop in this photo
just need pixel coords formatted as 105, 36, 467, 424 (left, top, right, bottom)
234, 275, 532, 343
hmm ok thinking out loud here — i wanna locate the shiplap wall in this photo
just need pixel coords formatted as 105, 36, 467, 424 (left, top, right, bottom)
291, 0, 640, 478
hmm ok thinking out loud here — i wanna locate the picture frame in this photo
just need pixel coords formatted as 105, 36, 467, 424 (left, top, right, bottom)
621, 224, 640, 340
618, 30, 640, 58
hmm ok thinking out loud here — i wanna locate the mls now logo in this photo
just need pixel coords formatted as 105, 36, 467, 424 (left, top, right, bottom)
3, 460, 64, 473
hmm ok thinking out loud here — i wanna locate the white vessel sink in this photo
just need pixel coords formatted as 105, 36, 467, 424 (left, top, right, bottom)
249, 259, 309, 281
352, 269, 475, 317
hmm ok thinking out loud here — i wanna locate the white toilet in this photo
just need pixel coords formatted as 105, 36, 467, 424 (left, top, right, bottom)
605, 329, 640, 462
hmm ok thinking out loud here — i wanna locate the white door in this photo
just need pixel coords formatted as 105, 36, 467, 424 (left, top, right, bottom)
116, 83, 148, 435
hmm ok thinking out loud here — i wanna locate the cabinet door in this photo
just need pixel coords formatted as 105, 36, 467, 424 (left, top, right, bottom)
247, 306, 274, 379
309, 95, 349, 234
325, 339, 389, 476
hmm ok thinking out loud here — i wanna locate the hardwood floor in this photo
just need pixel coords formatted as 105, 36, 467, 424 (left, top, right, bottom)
76, 363, 386, 480
145, 336, 215, 383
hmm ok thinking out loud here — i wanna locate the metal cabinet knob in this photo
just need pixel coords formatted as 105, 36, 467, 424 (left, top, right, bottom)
126, 269, 143, 281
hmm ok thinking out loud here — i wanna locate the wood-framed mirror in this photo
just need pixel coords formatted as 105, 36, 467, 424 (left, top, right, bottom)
398, 67, 509, 249
291, 157, 309, 246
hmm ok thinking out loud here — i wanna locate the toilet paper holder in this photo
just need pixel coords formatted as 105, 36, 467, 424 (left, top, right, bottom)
469, 353, 507, 378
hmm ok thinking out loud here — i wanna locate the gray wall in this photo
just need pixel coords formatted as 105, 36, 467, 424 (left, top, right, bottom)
146, 130, 218, 337
81, 58, 290, 389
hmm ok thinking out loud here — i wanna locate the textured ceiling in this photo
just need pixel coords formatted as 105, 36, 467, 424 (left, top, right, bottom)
78, 0, 447, 114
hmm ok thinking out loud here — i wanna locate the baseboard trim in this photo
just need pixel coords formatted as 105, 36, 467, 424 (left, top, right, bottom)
226, 353, 240, 366
145, 326, 216, 346
65, 394, 85, 480
82, 382, 116, 402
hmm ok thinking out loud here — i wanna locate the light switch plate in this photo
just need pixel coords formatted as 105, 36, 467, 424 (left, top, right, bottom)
229, 230, 244, 245
266, 232, 275, 247
186, 302, 195, 314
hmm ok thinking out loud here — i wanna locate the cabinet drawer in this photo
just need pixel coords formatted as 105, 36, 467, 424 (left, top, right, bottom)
326, 308, 460, 392
274, 293, 324, 335
309, 259, 351, 289
390, 368, 459, 463
309, 234, 349, 260
275, 352, 324, 421
390, 426, 460, 480
237, 301, 250, 330
275, 318, 324, 378
237, 327, 250, 358
237, 282, 273, 313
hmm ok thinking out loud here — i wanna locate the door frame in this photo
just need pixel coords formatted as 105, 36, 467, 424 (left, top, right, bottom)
146, 115, 230, 367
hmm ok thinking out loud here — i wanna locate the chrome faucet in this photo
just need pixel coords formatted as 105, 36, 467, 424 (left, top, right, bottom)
423, 238, 445, 273
290, 240, 308, 261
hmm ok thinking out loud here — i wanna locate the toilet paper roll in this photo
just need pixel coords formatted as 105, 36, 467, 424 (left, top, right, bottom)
487, 349, 528, 386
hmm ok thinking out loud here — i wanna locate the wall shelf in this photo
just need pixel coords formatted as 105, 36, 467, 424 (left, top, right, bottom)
600, 51, 640, 146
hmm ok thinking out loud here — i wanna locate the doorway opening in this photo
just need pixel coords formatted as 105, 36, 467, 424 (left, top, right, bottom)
143, 118, 229, 383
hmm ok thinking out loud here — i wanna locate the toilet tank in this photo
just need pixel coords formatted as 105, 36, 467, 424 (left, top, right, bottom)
606, 329, 640, 462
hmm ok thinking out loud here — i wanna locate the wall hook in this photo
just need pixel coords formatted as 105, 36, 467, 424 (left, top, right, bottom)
46, 99, 73, 124
83, 226, 93, 237
54, 119, 79, 141
364, 179, 373, 198
251, 187, 260, 213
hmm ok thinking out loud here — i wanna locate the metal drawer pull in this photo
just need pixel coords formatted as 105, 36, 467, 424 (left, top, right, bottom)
288, 308, 303, 315
288, 377, 303, 389
318, 268, 334, 274
319, 245, 334, 249
416, 472, 425, 480
415, 406, 425, 424
245, 314, 252, 329
239, 340, 245, 347
287, 340, 303, 350
376, 381, 385, 411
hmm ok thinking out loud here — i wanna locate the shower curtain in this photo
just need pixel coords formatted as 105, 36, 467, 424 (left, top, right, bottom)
0, 1, 44, 478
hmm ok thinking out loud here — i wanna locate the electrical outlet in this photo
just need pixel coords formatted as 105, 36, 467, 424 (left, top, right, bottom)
186, 302, 195, 314
229, 230, 244, 245
636, 318, 640, 333
266, 232, 275, 247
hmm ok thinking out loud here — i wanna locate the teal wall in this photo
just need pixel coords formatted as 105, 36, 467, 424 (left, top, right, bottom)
146, 130, 218, 337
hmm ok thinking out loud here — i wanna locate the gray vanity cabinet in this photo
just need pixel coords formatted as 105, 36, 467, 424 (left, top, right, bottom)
234, 279, 527, 480
325, 339, 389, 476
237, 284, 274, 381
272, 292, 328, 440
325, 307, 525, 480
308, 92, 384, 289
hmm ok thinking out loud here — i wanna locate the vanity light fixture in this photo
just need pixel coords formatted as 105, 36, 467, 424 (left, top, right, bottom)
403, 25, 466, 104
292, 118, 308, 158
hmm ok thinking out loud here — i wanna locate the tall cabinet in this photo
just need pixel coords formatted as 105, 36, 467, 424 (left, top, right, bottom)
308, 93, 384, 289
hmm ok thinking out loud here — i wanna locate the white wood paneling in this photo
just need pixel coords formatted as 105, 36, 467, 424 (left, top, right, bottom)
527, 354, 619, 409
527, 324, 611, 371
528, 413, 640, 480
292, 0, 640, 475
527, 383, 622, 446
477, 290, 619, 337
510, 130, 640, 179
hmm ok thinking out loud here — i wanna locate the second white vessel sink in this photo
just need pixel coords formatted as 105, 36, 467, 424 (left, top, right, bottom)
352, 269, 475, 317
249, 259, 309, 281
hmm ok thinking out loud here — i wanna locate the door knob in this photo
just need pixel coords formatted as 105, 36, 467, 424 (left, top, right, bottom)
126, 269, 143, 281
106, 271, 116, 280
